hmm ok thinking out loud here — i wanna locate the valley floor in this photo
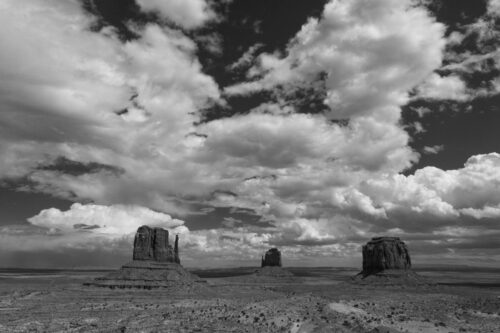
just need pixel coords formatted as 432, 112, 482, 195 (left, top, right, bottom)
0, 270, 499, 332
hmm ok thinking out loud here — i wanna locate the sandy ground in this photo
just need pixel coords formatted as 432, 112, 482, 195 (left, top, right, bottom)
0, 272, 499, 332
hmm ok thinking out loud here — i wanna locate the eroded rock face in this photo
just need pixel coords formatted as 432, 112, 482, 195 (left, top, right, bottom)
362, 237, 411, 274
132, 226, 154, 260
132, 226, 179, 263
261, 248, 282, 267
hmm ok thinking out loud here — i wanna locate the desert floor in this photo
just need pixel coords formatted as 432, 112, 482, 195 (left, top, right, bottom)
0, 268, 499, 333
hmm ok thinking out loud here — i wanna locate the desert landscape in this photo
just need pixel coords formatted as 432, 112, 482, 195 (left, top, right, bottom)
1, 0, 500, 332
0, 228, 499, 333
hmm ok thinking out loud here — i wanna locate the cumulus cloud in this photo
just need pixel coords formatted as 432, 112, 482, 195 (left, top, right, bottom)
136, 0, 215, 29
225, 0, 445, 121
0, 0, 219, 211
357, 153, 500, 222
28, 203, 185, 235
414, 73, 469, 101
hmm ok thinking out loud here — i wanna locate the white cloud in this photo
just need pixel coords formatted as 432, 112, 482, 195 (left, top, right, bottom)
423, 145, 444, 155
414, 73, 469, 101
227, 43, 264, 71
28, 203, 185, 235
488, 0, 500, 17
0, 0, 220, 209
460, 205, 500, 219
432, 0, 500, 98
359, 153, 500, 221
225, 0, 445, 121
136, 0, 214, 29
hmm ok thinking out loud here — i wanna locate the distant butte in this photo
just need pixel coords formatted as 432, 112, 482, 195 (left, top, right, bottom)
255, 248, 294, 278
85, 225, 203, 289
261, 248, 282, 267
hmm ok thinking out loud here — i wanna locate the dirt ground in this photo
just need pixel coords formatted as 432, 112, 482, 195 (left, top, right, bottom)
0, 272, 499, 333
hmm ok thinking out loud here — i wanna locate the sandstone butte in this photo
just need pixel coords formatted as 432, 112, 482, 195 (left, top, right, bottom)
85, 225, 203, 289
261, 247, 282, 267
255, 247, 294, 278
353, 236, 432, 285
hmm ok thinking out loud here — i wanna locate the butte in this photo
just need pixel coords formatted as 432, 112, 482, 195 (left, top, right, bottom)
85, 225, 204, 289
254, 248, 294, 278
352, 236, 432, 286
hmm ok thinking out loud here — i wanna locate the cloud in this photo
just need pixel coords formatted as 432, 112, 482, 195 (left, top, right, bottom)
28, 203, 185, 235
225, 0, 445, 121
488, 0, 500, 17
0, 0, 220, 211
425, 0, 500, 99
359, 153, 500, 221
227, 43, 264, 71
414, 73, 469, 101
460, 205, 500, 219
135, 0, 215, 29
422, 145, 444, 155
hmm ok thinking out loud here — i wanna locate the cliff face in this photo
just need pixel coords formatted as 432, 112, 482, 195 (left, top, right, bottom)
362, 237, 411, 274
261, 248, 282, 267
133, 226, 180, 264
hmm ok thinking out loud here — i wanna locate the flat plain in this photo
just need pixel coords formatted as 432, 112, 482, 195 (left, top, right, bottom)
0, 267, 499, 333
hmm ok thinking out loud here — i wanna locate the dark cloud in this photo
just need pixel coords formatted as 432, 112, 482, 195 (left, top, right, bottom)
37, 156, 125, 177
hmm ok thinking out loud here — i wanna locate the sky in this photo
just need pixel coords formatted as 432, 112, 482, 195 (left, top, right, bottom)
0, 0, 499, 269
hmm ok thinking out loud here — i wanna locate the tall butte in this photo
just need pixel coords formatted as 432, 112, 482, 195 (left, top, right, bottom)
86, 226, 202, 289
353, 237, 432, 285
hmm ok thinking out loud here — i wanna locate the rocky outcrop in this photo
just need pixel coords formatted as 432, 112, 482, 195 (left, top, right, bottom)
362, 237, 411, 274
86, 226, 200, 289
261, 248, 282, 267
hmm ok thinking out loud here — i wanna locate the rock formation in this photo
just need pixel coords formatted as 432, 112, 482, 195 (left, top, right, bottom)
254, 248, 294, 279
261, 248, 282, 267
132, 226, 179, 263
174, 234, 180, 264
85, 226, 201, 289
353, 236, 432, 285
362, 237, 411, 274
